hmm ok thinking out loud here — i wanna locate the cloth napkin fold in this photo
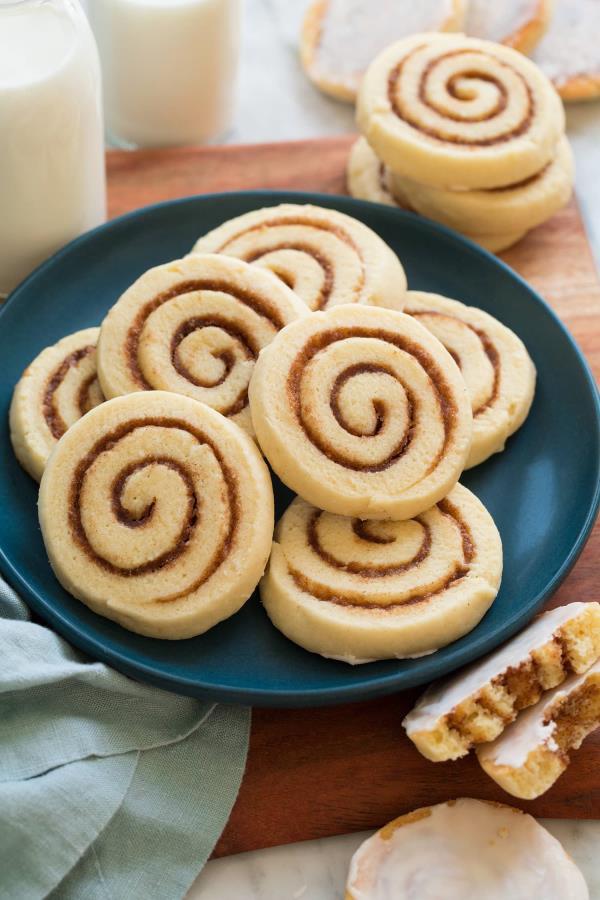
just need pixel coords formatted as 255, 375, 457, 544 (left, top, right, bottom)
0, 577, 250, 900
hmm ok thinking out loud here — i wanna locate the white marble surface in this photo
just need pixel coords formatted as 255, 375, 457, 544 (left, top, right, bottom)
84, 1, 600, 895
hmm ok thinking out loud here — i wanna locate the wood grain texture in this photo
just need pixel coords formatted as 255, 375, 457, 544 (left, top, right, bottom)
105, 137, 600, 854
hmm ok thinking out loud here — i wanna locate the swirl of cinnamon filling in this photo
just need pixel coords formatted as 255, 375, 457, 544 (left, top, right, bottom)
10, 327, 105, 482
96, 254, 307, 436
404, 292, 535, 469
38, 392, 274, 640
190, 203, 407, 311
357, 33, 565, 189
260, 485, 502, 662
249, 305, 473, 520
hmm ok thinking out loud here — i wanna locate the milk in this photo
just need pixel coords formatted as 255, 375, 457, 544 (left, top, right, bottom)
0, 0, 106, 297
87, 0, 241, 148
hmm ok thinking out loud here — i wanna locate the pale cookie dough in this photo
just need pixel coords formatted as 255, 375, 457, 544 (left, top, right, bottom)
346, 137, 528, 252
261, 485, 502, 663
97, 254, 307, 436
357, 32, 565, 189
39, 392, 274, 640
390, 136, 574, 236
465, 0, 553, 54
403, 291, 536, 468
345, 798, 589, 900
300, 0, 466, 103
190, 203, 407, 312
248, 304, 473, 520
532, 0, 600, 100
478, 658, 600, 799
10, 327, 103, 482
403, 602, 600, 761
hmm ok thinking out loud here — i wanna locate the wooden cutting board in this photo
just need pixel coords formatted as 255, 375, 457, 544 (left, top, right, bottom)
106, 136, 600, 855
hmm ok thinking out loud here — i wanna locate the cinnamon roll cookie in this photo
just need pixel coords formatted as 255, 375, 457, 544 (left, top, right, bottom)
465, 0, 553, 54
346, 137, 529, 252
97, 254, 307, 436
261, 485, 502, 663
532, 0, 600, 101
403, 292, 536, 468
300, 0, 466, 103
478, 659, 600, 799
38, 392, 274, 640
249, 305, 473, 520
357, 32, 565, 189
403, 602, 600, 761
390, 136, 574, 237
346, 799, 589, 899
190, 204, 407, 312
10, 327, 103, 481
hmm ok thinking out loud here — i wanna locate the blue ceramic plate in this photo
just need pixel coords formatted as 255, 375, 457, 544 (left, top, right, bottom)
0, 192, 599, 707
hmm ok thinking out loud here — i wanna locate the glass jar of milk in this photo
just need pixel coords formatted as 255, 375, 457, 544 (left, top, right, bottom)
0, 0, 106, 297
87, 0, 241, 148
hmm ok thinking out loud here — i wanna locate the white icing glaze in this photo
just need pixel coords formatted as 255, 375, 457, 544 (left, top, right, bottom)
532, 0, 600, 85
347, 799, 589, 900
316, 0, 454, 79
403, 603, 595, 734
479, 658, 600, 769
465, 0, 536, 43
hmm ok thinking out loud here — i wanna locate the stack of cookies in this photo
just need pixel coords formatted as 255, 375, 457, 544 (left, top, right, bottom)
348, 32, 574, 252
11, 202, 539, 667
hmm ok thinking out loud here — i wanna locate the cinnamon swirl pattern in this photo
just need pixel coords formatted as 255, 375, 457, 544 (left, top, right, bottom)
346, 137, 529, 253
356, 32, 565, 189
260, 485, 502, 663
390, 136, 574, 236
96, 254, 307, 436
38, 392, 274, 640
346, 799, 589, 900
10, 327, 104, 482
249, 305, 473, 519
404, 292, 536, 468
190, 204, 407, 312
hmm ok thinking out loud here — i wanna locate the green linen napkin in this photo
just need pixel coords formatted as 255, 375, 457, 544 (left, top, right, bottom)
0, 577, 250, 900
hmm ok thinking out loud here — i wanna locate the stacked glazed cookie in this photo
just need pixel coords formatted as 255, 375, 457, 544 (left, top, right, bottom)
10, 202, 536, 661
349, 32, 574, 253
403, 601, 600, 798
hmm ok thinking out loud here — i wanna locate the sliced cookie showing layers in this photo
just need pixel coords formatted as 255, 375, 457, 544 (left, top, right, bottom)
403, 602, 600, 761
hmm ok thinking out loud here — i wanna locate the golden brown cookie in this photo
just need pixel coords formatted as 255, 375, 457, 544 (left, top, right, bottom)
191, 203, 407, 312
39, 392, 274, 640
10, 327, 103, 481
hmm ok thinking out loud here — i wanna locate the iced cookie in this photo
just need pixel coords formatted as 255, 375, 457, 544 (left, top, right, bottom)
357, 32, 565, 189
248, 304, 473, 520
465, 0, 552, 54
346, 137, 528, 253
191, 203, 407, 311
38, 392, 274, 640
532, 0, 600, 101
345, 798, 589, 899
300, 0, 466, 102
478, 658, 600, 799
10, 327, 103, 482
403, 291, 536, 468
261, 485, 502, 663
404, 602, 600, 761
96, 254, 307, 436
390, 136, 574, 237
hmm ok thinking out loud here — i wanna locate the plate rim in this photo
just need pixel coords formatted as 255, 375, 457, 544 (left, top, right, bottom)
1, 189, 599, 707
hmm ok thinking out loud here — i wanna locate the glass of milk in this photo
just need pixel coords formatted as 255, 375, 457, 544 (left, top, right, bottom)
87, 0, 241, 148
0, 0, 106, 298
